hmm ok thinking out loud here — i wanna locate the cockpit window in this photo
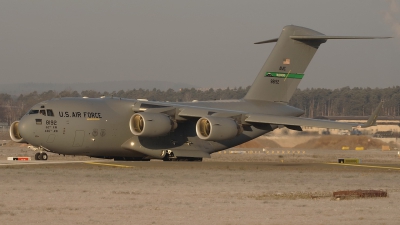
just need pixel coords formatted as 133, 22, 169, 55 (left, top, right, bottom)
27, 109, 54, 116
47, 109, 54, 117
28, 110, 39, 115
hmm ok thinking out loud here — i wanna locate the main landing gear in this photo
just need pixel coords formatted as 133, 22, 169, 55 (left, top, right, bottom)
34, 152, 48, 160
162, 150, 203, 161
28, 146, 49, 160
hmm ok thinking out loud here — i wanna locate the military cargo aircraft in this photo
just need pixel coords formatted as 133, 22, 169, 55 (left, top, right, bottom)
10, 25, 388, 161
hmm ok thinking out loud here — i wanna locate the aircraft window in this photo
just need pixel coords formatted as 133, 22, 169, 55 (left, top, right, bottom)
28, 110, 39, 115
47, 109, 54, 117
40, 110, 46, 116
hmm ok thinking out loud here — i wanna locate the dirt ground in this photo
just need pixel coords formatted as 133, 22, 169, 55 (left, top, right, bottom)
240, 135, 399, 150
1, 144, 400, 225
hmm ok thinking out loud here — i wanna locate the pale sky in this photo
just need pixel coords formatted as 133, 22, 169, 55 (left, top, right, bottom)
0, 0, 399, 90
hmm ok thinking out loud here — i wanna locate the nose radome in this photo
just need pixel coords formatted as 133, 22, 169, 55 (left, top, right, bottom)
10, 116, 29, 143
18, 116, 29, 138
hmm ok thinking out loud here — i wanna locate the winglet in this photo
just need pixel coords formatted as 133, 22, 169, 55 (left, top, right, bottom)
358, 101, 384, 128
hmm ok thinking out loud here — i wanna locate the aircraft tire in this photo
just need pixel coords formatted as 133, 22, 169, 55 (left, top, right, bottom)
34, 152, 41, 160
41, 153, 48, 161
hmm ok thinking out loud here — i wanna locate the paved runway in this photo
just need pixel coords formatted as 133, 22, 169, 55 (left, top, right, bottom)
2, 159, 400, 173
0, 159, 99, 166
2, 154, 400, 225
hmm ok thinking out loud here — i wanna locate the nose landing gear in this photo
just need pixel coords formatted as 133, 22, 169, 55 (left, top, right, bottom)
34, 152, 48, 160
28, 146, 49, 160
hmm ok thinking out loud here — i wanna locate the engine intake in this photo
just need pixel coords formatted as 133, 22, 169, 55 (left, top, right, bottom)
9, 121, 26, 143
129, 112, 176, 137
196, 117, 242, 141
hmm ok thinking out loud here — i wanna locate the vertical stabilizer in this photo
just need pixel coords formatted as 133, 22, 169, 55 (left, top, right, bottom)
244, 25, 390, 103
244, 25, 324, 103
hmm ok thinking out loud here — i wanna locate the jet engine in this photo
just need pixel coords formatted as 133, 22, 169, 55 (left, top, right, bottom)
196, 117, 242, 141
9, 121, 26, 143
129, 112, 177, 137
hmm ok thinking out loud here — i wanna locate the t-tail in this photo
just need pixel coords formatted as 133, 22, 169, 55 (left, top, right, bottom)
244, 25, 390, 103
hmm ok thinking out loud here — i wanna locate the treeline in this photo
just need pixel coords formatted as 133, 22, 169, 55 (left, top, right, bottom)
290, 86, 400, 118
0, 86, 399, 124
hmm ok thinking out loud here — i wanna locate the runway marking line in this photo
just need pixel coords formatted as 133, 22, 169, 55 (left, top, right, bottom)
326, 163, 400, 170
85, 162, 134, 168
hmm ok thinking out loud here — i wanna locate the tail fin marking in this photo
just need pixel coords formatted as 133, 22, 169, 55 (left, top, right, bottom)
244, 25, 391, 103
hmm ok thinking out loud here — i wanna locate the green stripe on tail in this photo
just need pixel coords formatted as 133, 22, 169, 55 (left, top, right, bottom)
265, 72, 304, 79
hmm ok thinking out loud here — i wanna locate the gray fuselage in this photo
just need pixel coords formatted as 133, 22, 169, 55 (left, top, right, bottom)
17, 97, 303, 159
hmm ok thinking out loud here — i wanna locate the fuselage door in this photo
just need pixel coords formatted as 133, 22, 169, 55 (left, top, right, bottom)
47, 134, 56, 143
73, 130, 85, 147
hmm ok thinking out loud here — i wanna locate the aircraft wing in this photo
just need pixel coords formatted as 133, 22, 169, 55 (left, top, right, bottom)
245, 114, 356, 130
138, 101, 383, 131
245, 101, 383, 130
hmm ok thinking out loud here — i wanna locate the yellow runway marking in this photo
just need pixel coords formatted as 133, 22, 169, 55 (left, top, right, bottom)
85, 162, 133, 168
326, 163, 400, 170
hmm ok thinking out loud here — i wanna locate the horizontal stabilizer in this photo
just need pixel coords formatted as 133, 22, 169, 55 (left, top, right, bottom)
290, 35, 392, 40
255, 35, 391, 44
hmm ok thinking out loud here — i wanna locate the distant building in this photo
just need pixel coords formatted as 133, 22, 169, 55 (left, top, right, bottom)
321, 116, 400, 135
273, 116, 400, 137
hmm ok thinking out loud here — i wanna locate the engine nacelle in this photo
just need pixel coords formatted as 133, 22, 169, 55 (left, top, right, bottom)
9, 121, 27, 143
196, 117, 242, 141
129, 112, 176, 137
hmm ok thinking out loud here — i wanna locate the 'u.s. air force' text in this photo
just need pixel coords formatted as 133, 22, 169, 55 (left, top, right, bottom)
58, 111, 102, 118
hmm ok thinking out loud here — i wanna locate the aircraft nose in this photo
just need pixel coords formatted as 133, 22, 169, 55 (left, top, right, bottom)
18, 116, 29, 138
10, 116, 30, 143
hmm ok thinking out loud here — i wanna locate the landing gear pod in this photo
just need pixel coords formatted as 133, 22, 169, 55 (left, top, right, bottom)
129, 112, 177, 137
9, 121, 27, 143
196, 117, 242, 141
